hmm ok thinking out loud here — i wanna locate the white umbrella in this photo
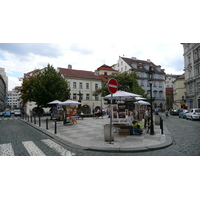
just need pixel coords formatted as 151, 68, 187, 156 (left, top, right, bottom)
134, 100, 150, 105
59, 100, 81, 106
48, 100, 62, 104
103, 90, 140, 100
135, 96, 146, 100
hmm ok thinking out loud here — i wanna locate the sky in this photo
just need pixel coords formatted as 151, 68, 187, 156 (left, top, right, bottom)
0, 43, 184, 90
0, 0, 199, 91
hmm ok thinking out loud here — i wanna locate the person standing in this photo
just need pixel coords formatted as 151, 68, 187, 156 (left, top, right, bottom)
144, 106, 151, 128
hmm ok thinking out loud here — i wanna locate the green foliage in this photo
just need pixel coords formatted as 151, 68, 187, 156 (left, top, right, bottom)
19, 64, 70, 107
93, 71, 146, 98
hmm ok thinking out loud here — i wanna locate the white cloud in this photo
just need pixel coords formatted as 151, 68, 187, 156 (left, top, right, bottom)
7, 76, 21, 91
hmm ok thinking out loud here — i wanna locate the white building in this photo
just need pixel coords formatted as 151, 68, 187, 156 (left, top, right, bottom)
112, 56, 166, 109
182, 43, 200, 108
58, 65, 105, 113
7, 90, 22, 109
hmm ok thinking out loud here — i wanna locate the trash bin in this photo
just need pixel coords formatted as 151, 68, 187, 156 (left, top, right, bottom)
104, 124, 114, 142
155, 115, 160, 125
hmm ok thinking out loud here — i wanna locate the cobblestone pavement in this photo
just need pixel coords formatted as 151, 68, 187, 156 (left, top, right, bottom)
1, 114, 200, 156
0, 118, 75, 156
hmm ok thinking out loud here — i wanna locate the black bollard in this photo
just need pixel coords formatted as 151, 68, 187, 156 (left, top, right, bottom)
28, 115, 29, 122
39, 116, 41, 127
54, 120, 57, 134
34, 116, 36, 124
46, 118, 48, 130
31, 116, 32, 123
160, 117, 163, 134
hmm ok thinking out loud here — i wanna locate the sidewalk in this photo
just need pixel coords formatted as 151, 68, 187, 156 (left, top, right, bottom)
21, 115, 173, 152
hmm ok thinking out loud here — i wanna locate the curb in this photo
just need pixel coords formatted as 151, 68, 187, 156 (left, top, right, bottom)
20, 118, 173, 153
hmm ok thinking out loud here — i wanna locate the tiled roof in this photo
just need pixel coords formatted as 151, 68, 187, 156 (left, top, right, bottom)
121, 57, 165, 74
177, 73, 185, 79
98, 75, 109, 82
97, 64, 117, 71
58, 67, 102, 80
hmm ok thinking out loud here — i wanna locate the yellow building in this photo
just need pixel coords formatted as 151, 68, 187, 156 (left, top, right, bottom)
173, 73, 187, 109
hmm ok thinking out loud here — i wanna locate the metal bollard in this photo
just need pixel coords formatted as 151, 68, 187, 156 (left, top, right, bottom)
54, 120, 57, 134
34, 116, 36, 124
31, 116, 32, 123
46, 118, 48, 130
39, 116, 41, 127
28, 115, 29, 122
160, 117, 163, 134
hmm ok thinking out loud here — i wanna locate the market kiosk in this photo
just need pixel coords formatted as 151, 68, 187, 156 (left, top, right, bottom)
111, 103, 133, 135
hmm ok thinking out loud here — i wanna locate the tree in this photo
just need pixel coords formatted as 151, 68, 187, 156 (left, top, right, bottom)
93, 71, 146, 98
18, 64, 70, 107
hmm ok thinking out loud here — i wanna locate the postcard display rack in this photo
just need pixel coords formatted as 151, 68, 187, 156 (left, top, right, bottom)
112, 104, 131, 124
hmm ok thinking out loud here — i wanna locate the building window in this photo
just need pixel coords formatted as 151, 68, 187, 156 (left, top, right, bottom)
73, 93, 77, 100
95, 95, 99, 101
86, 94, 90, 100
95, 84, 98, 89
67, 82, 70, 88
86, 83, 89, 89
73, 82, 76, 89
104, 72, 107, 75
79, 82, 83, 89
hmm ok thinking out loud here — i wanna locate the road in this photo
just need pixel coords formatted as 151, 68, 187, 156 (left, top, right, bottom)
0, 117, 75, 156
1, 114, 200, 156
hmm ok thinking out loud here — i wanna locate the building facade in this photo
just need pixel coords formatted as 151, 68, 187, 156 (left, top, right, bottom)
182, 43, 200, 108
173, 73, 187, 109
7, 90, 22, 109
58, 65, 105, 113
0, 74, 6, 111
0, 68, 8, 111
112, 56, 166, 109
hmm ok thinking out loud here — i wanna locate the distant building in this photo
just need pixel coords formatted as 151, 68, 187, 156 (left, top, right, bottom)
173, 73, 187, 109
7, 90, 22, 109
165, 74, 181, 109
182, 43, 200, 108
112, 56, 166, 109
0, 68, 8, 111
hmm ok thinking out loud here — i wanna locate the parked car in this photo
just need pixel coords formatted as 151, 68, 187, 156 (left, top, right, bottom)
185, 108, 200, 120
14, 110, 21, 116
170, 109, 179, 116
4, 110, 11, 117
0, 112, 4, 117
179, 109, 188, 118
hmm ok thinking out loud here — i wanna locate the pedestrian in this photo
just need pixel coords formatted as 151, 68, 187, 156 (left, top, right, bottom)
144, 106, 151, 128
165, 109, 169, 117
132, 120, 143, 135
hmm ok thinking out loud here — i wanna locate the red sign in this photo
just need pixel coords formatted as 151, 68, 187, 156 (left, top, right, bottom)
108, 78, 118, 94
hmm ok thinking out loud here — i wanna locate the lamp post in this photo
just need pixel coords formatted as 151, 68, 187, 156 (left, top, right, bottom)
146, 66, 155, 135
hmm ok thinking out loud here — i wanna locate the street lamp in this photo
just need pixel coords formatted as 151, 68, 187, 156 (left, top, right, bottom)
146, 65, 155, 135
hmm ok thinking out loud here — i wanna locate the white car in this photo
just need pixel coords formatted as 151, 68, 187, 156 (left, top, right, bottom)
185, 108, 200, 120
14, 110, 21, 116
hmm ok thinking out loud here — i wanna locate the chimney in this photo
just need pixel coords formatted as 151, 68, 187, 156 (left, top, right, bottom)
68, 64, 72, 69
132, 57, 137, 60
147, 59, 151, 62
